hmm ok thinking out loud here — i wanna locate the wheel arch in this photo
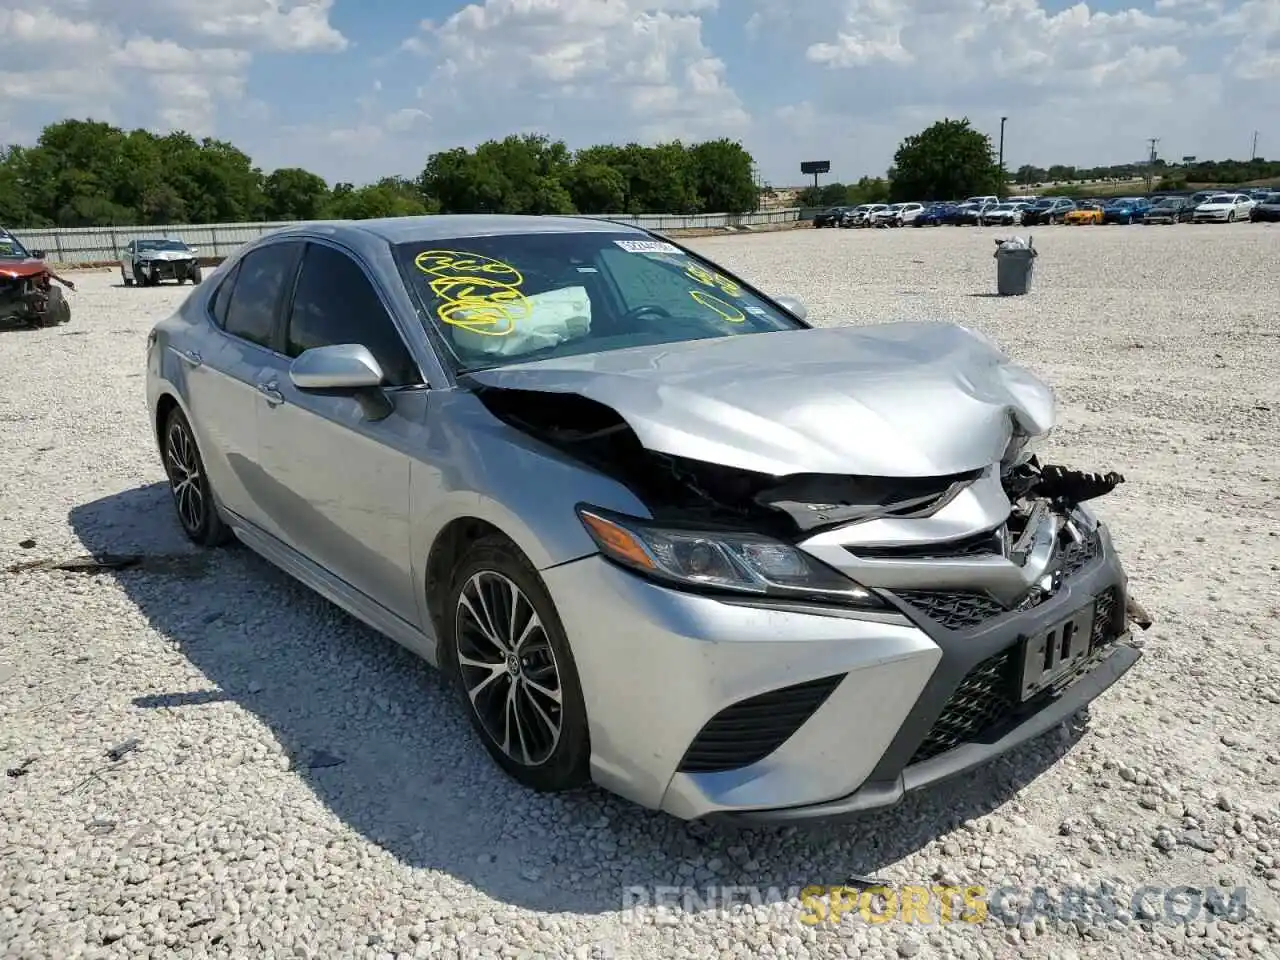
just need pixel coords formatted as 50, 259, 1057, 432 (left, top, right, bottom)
154, 392, 181, 453
424, 516, 513, 666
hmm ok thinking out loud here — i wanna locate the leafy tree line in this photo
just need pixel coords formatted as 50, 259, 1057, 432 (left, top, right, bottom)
798, 117, 1279, 208
0, 119, 761, 228
1012, 157, 1280, 186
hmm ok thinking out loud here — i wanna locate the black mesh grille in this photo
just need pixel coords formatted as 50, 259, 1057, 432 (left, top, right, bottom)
909, 585, 1123, 766
909, 650, 1018, 765
1091, 586, 1119, 647
677, 675, 845, 774
1058, 531, 1101, 579
894, 590, 1007, 630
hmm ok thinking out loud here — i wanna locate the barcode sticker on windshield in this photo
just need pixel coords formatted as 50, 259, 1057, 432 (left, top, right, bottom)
614, 240, 681, 254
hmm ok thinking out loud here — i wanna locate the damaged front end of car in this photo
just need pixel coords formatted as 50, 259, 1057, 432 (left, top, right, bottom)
0, 263, 68, 329
462, 321, 1150, 818
462, 321, 1151, 633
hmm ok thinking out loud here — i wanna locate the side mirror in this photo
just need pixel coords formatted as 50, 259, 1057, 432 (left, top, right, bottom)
289, 343, 384, 390
774, 294, 808, 322
31, 249, 46, 259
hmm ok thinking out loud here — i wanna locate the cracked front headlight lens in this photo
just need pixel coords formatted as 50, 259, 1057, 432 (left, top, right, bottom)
576, 506, 885, 606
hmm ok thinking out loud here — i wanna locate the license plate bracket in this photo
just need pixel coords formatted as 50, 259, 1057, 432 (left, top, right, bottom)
1018, 600, 1097, 701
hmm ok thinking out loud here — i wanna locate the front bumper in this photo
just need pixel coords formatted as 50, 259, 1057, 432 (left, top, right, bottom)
544, 522, 1139, 822
1192, 211, 1231, 222
136, 258, 197, 280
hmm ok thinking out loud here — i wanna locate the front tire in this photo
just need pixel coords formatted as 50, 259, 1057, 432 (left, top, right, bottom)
38, 287, 71, 327
162, 406, 232, 547
444, 536, 590, 793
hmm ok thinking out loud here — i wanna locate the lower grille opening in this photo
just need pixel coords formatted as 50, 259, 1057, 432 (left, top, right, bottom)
910, 584, 1126, 766
677, 674, 845, 774
910, 650, 1017, 765
1091, 586, 1120, 647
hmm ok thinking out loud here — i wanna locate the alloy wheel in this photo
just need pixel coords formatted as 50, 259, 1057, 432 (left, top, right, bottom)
165, 417, 205, 534
454, 570, 563, 766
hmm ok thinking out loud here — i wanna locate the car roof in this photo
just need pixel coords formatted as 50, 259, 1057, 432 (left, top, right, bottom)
264, 214, 651, 246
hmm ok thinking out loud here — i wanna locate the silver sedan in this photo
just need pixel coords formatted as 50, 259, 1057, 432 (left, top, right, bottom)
146, 214, 1146, 822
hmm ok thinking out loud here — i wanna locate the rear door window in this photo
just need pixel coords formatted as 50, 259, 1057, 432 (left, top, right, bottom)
222, 243, 300, 349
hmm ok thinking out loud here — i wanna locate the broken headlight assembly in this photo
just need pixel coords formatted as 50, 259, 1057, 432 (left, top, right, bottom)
1002, 430, 1043, 471
576, 506, 886, 607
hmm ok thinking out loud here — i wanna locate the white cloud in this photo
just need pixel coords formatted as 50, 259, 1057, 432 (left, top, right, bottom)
742, 0, 1278, 180
0, 1, 345, 143
400, 0, 749, 146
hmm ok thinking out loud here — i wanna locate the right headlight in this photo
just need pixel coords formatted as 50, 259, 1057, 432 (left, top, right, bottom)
576, 506, 885, 608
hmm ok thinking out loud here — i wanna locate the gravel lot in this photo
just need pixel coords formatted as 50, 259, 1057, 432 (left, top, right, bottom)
3, 222, 1279, 960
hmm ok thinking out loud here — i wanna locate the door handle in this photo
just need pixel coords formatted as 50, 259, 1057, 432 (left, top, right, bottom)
179, 348, 202, 366
257, 381, 285, 406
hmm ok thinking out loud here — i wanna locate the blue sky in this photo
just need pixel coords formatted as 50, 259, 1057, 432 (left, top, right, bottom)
1, 1, 1276, 190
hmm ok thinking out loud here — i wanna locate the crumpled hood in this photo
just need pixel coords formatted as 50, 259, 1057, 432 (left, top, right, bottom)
464, 321, 1055, 477
0, 259, 48, 279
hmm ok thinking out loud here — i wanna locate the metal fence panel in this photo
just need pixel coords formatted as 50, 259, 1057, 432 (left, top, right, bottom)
11, 208, 803, 265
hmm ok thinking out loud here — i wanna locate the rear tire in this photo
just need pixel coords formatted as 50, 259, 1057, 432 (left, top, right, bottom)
162, 406, 233, 547
191, 265, 203, 284
442, 536, 591, 793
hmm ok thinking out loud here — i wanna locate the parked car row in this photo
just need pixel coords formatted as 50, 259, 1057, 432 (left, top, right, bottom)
812, 187, 1279, 230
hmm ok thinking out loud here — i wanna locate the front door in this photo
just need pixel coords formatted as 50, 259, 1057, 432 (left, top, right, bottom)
254, 241, 423, 623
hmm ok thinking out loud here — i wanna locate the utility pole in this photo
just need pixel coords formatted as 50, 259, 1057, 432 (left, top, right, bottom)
998, 116, 1008, 199
1251, 131, 1259, 160
1145, 137, 1159, 193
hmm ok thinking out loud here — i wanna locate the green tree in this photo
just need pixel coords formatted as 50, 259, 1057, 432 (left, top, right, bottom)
847, 176, 890, 204
688, 138, 758, 214
798, 183, 852, 207
324, 177, 436, 219
890, 118, 1001, 201
564, 162, 627, 214
419, 147, 509, 214
264, 167, 330, 220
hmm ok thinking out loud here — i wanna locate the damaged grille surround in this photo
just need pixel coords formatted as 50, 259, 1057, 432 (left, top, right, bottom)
886, 520, 1104, 632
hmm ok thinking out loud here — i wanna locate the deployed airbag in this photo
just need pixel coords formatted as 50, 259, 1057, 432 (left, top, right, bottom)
452, 286, 592, 359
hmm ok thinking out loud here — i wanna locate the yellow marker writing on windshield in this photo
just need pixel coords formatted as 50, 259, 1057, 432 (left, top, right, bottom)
685, 264, 741, 297
689, 289, 745, 323
415, 249, 530, 336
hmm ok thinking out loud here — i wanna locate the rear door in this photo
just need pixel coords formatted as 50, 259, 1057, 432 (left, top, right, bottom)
179, 241, 303, 535
253, 240, 424, 622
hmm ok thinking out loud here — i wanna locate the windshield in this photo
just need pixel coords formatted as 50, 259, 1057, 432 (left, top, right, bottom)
137, 239, 191, 251
1206, 195, 1234, 204
1264, 194, 1280, 204
393, 232, 806, 373
0, 230, 32, 260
